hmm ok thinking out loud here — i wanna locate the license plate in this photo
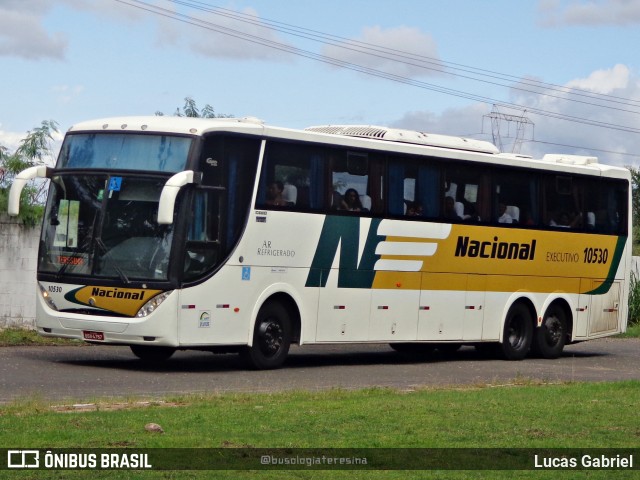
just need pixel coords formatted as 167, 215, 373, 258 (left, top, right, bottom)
83, 331, 104, 341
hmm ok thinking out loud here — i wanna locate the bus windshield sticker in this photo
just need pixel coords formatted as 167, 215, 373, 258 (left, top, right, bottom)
108, 177, 122, 192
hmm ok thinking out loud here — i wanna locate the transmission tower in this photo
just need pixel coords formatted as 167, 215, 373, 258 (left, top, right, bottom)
483, 105, 535, 153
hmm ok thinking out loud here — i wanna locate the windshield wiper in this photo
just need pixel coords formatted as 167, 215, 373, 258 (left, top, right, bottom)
94, 237, 130, 285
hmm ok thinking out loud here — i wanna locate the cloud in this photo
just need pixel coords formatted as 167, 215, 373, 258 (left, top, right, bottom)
391, 64, 640, 167
153, 6, 294, 61
61, 0, 143, 20
392, 103, 488, 138
510, 64, 640, 165
51, 84, 86, 105
539, 0, 640, 26
0, 126, 26, 153
564, 64, 630, 94
0, 2, 67, 60
321, 26, 442, 78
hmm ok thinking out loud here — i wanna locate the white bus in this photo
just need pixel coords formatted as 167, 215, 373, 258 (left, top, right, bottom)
9, 116, 631, 369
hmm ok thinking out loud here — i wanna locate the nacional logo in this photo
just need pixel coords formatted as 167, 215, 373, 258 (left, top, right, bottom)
90, 287, 146, 300
65, 286, 163, 316
454, 235, 537, 261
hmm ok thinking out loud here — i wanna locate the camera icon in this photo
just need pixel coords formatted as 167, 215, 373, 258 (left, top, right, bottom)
7, 450, 40, 469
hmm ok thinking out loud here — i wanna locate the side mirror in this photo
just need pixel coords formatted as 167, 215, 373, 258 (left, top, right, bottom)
8, 165, 51, 216
157, 170, 200, 225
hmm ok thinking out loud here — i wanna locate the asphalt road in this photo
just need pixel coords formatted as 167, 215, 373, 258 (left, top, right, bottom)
0, 339, 638, 403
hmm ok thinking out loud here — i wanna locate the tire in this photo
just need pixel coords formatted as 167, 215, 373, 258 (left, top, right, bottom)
130, 345, 176, 362
241, 301, 292, 370
532, 304, 567, 359
500, 303, 533, 360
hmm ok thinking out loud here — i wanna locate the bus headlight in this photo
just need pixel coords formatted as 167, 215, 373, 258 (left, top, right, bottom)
38, 283, 59, 311
136, 291, 172, 317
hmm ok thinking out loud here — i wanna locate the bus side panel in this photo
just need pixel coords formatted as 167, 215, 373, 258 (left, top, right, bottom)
587, 280, 622, 336
176, 265, 318, 346
369, 284, 420, 341
417, 274, 465, 340
316, 285, 371, 342
176, 210, 327, 346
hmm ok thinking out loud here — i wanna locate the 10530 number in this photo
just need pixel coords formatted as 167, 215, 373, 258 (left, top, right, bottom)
583, 247, 608, 264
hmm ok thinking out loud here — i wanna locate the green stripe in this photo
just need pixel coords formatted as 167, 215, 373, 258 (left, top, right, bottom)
585, 236, 627, 295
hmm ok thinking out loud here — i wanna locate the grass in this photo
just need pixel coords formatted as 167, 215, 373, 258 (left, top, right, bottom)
3, 382, 639, 448
619, 322, 640, 337
0, 328, 80, 346
1, 298, 639, 479
1, 383, 639, 479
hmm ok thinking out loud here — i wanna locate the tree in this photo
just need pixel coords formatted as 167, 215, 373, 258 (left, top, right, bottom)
0, 120, 59, 226
155, 96, 232, 118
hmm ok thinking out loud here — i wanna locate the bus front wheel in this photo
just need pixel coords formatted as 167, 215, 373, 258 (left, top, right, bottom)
532, 304, 567, 359
241, 301, 292, 370
500, 303, 533, 360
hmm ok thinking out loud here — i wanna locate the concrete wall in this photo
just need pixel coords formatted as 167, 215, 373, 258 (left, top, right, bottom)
0, 214, 38, 329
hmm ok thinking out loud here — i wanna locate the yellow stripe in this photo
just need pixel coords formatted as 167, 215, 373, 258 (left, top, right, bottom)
380, 225, 619, 278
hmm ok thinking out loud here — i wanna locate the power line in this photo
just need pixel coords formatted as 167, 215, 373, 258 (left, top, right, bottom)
116, 0, 640, 137
166, 0, 640, 112
114, 0, 640, 163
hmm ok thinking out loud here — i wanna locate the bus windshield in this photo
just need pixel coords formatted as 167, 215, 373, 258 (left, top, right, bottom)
57, 133, 192, 172
39, 174, 175, 282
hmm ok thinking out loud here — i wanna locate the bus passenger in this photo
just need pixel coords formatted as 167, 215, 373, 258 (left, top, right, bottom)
340, 188, 365, 212
406, 201, 424, 217
265, 181, 287, 207
550, 211, 582, 229
497, 203, 513, 223
443, 196, 462, 221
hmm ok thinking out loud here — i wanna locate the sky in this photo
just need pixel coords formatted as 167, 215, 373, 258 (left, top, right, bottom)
1, 0, 640, 167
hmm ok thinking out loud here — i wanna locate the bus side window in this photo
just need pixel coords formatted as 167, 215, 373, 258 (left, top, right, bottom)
258, 142, 325, 211
388, 156, 438, 219
183, 189, 221, 280
543, 175, 585, 230
588, 179, 628, 235
442, 164, 488, 223
493, 169, 538, 227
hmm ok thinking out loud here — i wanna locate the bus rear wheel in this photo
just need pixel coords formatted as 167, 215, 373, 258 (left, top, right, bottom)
500, 303, 533, 360
532, 304, 567, 359
130, 345, 176, 362
241, 301, 292, 370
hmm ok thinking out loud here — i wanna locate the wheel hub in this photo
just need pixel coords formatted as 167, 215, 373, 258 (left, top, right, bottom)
258, 320, 283, 356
